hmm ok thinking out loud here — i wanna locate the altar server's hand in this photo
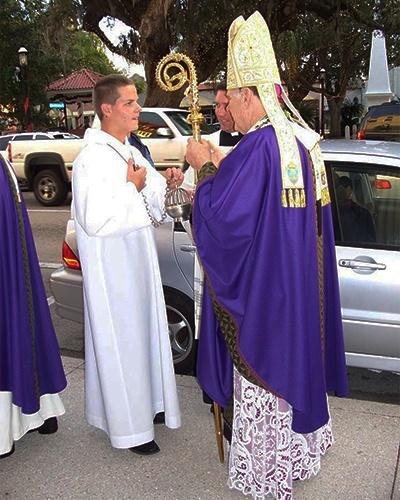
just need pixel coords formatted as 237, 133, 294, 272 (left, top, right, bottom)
185, 138, 212, 170
127, 158, 146, 192
165, 167, 184, 188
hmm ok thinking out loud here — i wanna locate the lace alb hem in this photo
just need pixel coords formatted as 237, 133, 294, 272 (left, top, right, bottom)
227, 367, 333, 499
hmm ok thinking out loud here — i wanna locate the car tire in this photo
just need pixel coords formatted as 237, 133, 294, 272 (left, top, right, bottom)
164, 287, 196, 375
33, 169, 69, 206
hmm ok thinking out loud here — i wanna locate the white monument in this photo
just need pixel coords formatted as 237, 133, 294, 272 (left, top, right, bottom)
364, 30, 394, 108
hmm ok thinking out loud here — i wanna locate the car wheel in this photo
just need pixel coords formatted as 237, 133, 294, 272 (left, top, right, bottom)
33, 169, 69, 206
164, 287, 196, 375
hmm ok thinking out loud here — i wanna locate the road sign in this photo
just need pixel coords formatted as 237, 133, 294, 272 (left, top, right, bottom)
49, 102, 65, 109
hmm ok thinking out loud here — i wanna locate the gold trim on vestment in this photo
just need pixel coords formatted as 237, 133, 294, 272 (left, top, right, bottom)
227, 11, 331, 208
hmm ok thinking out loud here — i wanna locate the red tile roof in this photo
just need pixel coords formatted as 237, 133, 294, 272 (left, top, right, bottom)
198, 82, 215, 90
47, 68, 104, 91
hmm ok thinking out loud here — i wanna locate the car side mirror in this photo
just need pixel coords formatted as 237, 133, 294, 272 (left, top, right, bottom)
156, 127, 174, 138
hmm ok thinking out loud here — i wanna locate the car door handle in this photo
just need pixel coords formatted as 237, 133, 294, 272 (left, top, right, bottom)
339, 259, 386, 271
180, 244, 196, 253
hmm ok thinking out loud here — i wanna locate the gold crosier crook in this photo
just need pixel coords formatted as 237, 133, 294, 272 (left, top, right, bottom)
155, 53, 203, 143
155, 53, 225, 463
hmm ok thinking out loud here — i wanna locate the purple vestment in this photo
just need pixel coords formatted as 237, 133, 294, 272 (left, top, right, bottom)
0, 157, 67, 414
193, 126, 348, 434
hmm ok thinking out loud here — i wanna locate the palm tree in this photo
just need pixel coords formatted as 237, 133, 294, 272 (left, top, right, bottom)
341, 98, 365, 134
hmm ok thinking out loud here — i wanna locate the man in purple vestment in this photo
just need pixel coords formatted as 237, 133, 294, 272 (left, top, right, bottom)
186, 11, 348, 500
0, 156, 67, 459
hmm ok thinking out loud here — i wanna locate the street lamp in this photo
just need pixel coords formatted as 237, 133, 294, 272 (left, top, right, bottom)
360, 76, 366, 107
18, 46, 32, 132
319, 68, 326, 138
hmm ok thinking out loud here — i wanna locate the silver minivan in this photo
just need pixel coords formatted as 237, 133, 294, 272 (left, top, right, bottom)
50, 140, 400, 374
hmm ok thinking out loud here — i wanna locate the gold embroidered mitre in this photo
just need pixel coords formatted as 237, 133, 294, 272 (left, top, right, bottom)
226, 11, 329, 208
227, 12, 280, 89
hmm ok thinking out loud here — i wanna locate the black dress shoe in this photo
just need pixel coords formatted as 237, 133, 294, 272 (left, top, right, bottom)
153, 412, 165, 424
130, 440, 160, 456
29, 417, 58, 435
0, 443, 15, 459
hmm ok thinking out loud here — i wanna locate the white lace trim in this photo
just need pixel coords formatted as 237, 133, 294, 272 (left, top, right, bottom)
227, 367, 333, 499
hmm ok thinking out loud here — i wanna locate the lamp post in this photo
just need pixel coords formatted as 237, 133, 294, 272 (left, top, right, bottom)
18, 46, 32, 132
360, 76, 366, 108
319, 68, 326, 138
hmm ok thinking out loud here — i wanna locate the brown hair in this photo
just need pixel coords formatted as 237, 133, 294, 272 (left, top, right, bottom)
215, 81, 227, 92
93, 74, 134, 121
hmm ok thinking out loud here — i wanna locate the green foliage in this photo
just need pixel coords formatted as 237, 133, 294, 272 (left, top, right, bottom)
0, 0, 118, 131
341, 98, 365, 128
293, 101, 318, 129
73, 0, 399, 110
2, 0, 399, 131
131, 75, 146, 95
62, 29, 119, 76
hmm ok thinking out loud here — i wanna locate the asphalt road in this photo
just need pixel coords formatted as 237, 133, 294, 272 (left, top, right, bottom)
23, 191, 400, 406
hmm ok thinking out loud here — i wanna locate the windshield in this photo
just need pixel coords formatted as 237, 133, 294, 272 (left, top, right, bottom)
164, 111, 215, 136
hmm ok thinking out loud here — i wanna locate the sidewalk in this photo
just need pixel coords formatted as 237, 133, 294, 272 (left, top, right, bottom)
0, 356, 399, 500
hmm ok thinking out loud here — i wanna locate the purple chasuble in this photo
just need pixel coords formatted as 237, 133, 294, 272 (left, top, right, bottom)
193, 126, 348, 434
0, 157, 67, 414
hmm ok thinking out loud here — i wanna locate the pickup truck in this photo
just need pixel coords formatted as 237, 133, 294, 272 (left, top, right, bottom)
6, 108, 215, 206
7, 136, 84, 206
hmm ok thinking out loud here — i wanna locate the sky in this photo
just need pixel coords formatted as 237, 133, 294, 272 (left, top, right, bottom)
99, 18, 145, 77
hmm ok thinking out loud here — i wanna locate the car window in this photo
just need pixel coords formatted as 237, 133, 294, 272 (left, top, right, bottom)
0, 136, 12, 150
365, 106, 400, 133
164, 111, 215, 136
137, 112, 168, 139
36, 134, 52, 140
13, 134, 34, 141
328, 162, 400, 249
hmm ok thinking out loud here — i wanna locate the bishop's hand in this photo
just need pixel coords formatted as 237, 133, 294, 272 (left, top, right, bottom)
185, 137, 212, 171
208, 141, 225, 168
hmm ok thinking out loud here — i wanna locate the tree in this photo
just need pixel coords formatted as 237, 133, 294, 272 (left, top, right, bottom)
3, 1, 399, 132
340, 98, 365, 135
265, 1, 400, 136
75, 0, 400, 135
0, 0, 117, 130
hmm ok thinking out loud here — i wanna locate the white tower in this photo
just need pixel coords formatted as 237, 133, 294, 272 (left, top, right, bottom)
364, 30, 394, 108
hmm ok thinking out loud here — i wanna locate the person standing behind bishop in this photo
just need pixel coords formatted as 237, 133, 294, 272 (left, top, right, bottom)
72, 74, 182, 456
186, 11, 348, 499
182, 80, 243, 192
210, 80, 243, 146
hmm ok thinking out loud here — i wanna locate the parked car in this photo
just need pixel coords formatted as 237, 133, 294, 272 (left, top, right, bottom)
0, 131, 80, 150
3, 108, 212, 206
50, 140, 400, 374
357, 102, 400, 142
6, 134, 84, 206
